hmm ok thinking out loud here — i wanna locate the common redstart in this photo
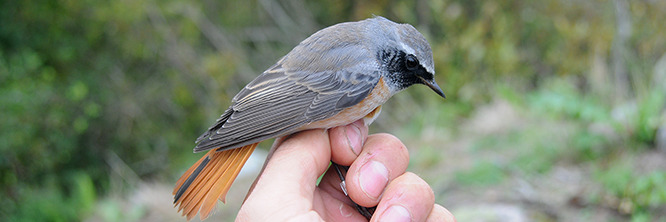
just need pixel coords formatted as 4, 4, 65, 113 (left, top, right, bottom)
173, 16, 445, 220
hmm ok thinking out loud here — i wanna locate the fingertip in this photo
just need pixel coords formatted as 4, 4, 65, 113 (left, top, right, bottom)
376, 204, 411, 222
374, 172, 435, 222
329, 119, 368, 165
345, 134, 410, 206
428, 204, 456, 222
358, 160, 389, 200
370, 133, 409, 158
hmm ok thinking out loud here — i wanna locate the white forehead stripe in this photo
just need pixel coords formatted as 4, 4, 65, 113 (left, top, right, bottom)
423, 62, 434, 74
400, 42, 434, 74
400, 42, 415, 55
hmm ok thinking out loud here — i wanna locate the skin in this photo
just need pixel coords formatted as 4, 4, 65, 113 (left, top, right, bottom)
237, 119, 456, 222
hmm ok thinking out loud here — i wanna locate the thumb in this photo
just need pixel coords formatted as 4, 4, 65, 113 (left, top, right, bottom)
241, 129, 332, 218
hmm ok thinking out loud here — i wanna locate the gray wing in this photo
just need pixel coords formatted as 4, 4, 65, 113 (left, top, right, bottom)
194, 43, 380, 152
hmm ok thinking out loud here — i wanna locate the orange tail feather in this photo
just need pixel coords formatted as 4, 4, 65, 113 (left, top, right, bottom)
173, 143, 258, 221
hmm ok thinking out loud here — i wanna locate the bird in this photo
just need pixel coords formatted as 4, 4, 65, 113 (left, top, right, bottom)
172, 16, 445, 221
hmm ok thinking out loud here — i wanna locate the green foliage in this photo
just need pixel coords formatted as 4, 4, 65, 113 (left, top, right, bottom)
4, 172, 95, 222
632, 171, 666, 210
455, 161, 506, 186
409, 144, 444, 170
95, 199, 146, 222
0, 0, 237, 220
595, 163, 666, 217
569, 131, 607, 162
527, 77, 611, 123
633, 89, 666, 144
512, 142, 561, 174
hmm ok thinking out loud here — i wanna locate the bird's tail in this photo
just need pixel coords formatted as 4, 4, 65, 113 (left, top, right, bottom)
173, 143, 258, 221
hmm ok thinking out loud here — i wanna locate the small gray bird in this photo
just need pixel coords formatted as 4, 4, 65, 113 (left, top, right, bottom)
173, 16, 445, 221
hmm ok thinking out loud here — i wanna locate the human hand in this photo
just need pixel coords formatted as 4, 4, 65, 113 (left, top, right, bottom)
237, 120, 455, 222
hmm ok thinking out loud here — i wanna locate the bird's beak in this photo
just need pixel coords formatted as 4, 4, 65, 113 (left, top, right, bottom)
420, 77, 446, 98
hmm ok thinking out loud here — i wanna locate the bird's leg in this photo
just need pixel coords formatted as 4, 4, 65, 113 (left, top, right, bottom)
331, 162, 376, 220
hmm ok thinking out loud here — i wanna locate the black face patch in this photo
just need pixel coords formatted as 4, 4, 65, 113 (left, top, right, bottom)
377, 48, 434, 91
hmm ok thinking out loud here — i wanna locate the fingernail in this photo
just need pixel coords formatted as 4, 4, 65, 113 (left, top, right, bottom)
344, 123, 362, 155
381, 205, 412, 222
339, 203, 353, 218
359, 161, 389, 199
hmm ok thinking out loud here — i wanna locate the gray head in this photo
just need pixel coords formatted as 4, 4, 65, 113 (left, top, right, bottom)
359, 16, 444, 97
285, 16, 444, 98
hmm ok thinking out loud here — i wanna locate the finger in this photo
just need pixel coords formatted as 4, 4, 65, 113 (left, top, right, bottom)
322, 119, 368, 205
372, 172, 435, 222
240, 129, 331, 220
345, 133, 410, 207
244, 135, 289, 199
318, 165, 357, 206
328, 119, 368, 165
315, 168, 370, 222
427, 204, 456, 222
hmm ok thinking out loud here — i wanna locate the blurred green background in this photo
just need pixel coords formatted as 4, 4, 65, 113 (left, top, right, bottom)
2, 0, 666, 221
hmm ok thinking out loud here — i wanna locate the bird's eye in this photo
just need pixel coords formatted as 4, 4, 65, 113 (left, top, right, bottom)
405, 54, 419, 70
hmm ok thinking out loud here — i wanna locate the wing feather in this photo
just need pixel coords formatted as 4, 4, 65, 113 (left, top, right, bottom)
195, 34, 381, 152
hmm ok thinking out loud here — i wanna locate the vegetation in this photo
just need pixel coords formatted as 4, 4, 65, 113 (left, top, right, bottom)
1, 0, 664, 221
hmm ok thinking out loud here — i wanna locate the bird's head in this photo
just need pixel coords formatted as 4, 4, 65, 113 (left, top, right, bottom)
368, 17, 445, 98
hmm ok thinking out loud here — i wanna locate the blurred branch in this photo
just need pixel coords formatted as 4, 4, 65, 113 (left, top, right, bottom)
258, 0, 314, 42
145, 2, 226, 120
654, 52, 666, 91
612, 0, 632, 103
181, 3, 257, 85
416, 0, 432, 35
145, 3, 199, 80
105, 150, 143, 196
243, 0, 317, 46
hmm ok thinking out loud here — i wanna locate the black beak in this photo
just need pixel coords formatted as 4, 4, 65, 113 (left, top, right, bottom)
420, 77, 446, 98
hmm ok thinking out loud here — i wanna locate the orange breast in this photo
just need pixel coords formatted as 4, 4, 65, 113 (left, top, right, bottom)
301, 77, 391, 129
